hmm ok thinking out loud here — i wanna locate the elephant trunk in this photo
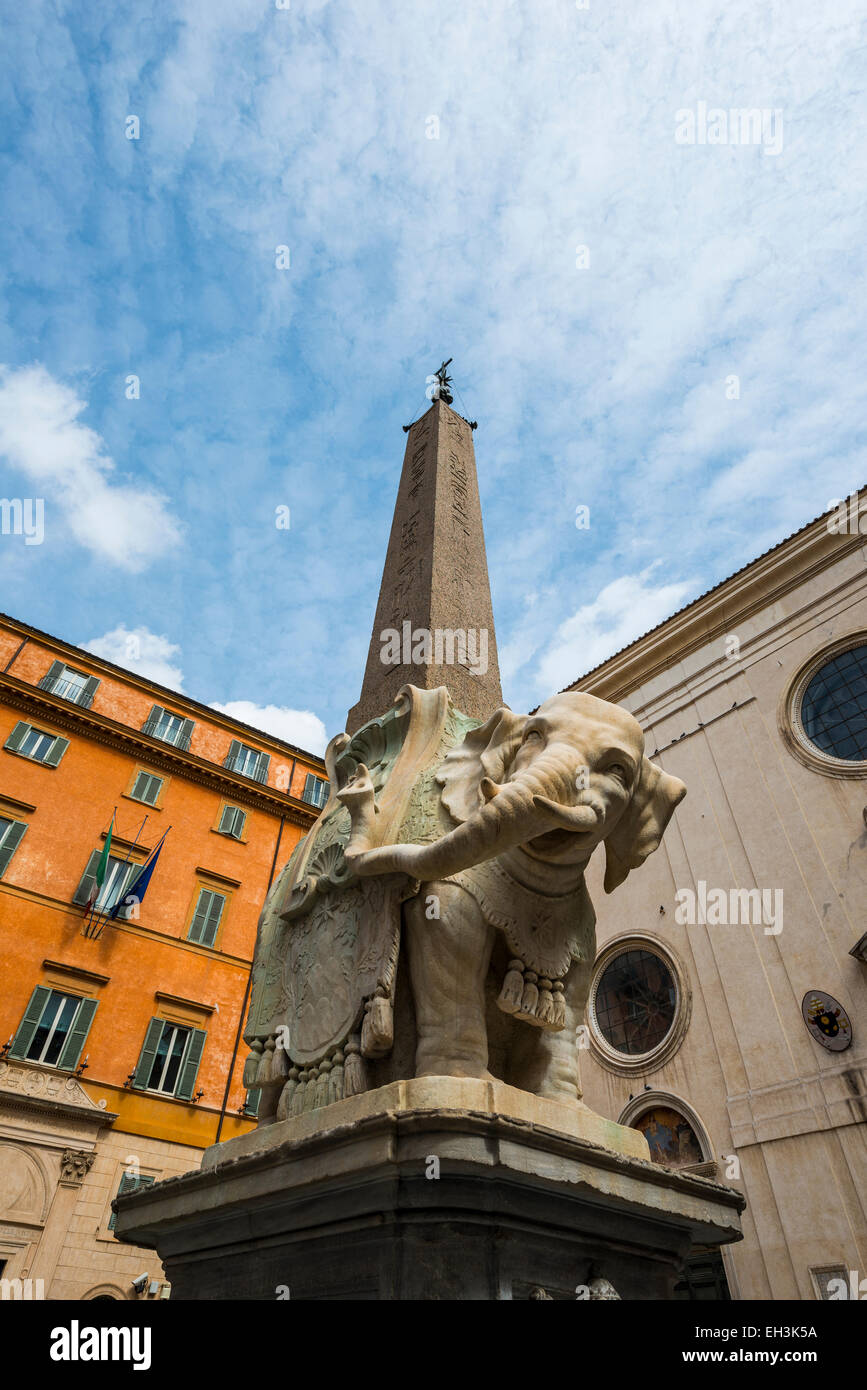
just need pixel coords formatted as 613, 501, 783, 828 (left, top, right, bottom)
343, 749, 599, 881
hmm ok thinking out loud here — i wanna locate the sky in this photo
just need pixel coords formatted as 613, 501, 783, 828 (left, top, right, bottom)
0, 0, 865, 755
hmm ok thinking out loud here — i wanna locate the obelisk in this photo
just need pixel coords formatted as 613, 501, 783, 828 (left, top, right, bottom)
346, 387, 503, 732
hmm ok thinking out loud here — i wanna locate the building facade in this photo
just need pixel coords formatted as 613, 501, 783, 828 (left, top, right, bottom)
571, 499, 867, 1300
0, 614, 325, 1300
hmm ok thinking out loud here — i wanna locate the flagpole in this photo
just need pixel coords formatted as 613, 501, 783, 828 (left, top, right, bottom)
98, 825, 172, 938
87, 811, 149, 941
82, 808, 117, 939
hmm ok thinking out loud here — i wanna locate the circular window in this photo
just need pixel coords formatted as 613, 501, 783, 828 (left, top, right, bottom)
588, 936, 690, 1073
594, 948, 676, 1054
800, 644, 867, 762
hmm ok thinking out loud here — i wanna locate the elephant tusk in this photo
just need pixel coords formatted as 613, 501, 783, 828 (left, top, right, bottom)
479, 777, 503, 803
531, 796, 598, 832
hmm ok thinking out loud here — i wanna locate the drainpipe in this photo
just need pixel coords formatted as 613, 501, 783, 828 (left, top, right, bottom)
3, 635, 29, 673
214, 811, 286, 1143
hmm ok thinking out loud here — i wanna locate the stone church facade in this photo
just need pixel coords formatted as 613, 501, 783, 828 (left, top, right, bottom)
570, 497, 867, 1299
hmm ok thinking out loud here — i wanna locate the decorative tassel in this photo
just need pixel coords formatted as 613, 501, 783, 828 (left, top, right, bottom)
536, 978, 555, 1025
291, 1071, 308, 1116
242, 1042, 263, 1089
551, 982, 567, 1029
276, 1067, 299, 1121
271, 1041, 290, 1084
314, 1060, 331, 1109
520, 971, 539, 1017
328, 1049, 345, 1104
343, 1035, 368, 1097
256, 1036, 276, 1085
302, 1065, 319, 1112
361, 990, 393, 1056
497, 960, 525, 1014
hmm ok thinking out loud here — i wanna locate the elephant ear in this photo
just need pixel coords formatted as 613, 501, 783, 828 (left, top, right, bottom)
437, 706, 527, 823
603, 757, 686, 894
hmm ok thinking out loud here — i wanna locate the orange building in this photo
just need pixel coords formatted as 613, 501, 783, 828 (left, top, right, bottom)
0, 612, 324, 1300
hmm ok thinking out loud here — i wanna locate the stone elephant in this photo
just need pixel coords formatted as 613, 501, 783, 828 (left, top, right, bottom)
242, 685, 685, 1122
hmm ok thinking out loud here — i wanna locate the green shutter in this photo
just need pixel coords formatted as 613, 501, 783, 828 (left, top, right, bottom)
38, 660, 65, 691
224, 739, 242, 770
218, 805, 235, 834
142, 705, 164, 736
57, 997, 98, 1071
109, 1172, 155, 1229
175, 1027, 206, 1100
233, 808, 246, 838
9, 985, 53, 1059
79, 676, 100, 709
0, 820, 27, 878
254, 753, 270, 784
132, 771, 162, 806
73, 850, 102, 905
132, 1018, 165, 1089
188, 889, 224, 946
43, 735, 69, 768
4, 721, 32, 754
176, 718, 193, 751
246, 1088, 261, 1117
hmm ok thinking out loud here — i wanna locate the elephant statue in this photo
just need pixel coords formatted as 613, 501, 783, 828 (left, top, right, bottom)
242, 685, 685, 1124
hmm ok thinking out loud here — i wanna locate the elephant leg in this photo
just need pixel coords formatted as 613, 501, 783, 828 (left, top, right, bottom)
404, 882, 495, 1079
507, 959, 591, 1102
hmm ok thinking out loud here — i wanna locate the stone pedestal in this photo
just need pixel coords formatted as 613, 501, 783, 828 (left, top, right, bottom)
114, 1079, 744, 1300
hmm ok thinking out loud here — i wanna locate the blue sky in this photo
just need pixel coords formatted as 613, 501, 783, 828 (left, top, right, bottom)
1, 0, 865, 754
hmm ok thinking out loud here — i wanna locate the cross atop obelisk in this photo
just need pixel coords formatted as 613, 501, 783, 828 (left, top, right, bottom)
346, 370, 503, 733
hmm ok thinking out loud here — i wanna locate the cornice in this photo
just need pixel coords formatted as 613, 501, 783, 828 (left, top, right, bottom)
569, 517, 867, 702
0, 672, 320, 827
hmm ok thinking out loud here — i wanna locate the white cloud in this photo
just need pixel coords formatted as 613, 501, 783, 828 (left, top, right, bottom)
533, 569, 696, 694
0, 364, 182, 571
83, 625, 185, 690
209, 700, 328, 755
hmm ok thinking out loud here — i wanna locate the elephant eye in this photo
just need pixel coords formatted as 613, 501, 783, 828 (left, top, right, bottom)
523, 728, 544, 744
607, 763, 628, 782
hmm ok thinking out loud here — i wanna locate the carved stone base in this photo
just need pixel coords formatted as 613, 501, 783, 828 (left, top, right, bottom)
113, 1078, 744, 1301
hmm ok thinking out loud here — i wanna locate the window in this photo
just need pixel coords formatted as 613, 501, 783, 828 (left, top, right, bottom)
4, 721, 69, 767
224, 740, 270, 783
302, 773, 329, 808
38, 660, 99, 708
216, 804, 246, 840
633, 1106, 705, 1168
132, 1018, 206, 1099
129, 771, 164, 807
73, 850, 142, 915
593, 947, 677, 1055
0, 816, 27, 878
244, 1089, 261, 1117
108, 1172, 156, 1231
142, 706, 194, 751
800, 643, 867, 762
187, 887, 226, 947
9, 985, 97, 1070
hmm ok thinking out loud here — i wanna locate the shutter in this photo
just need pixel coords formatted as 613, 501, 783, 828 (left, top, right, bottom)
73, 850, 102, 905
4, 721, 32, 753
79, 675, 100, 709
232, 808, 246, 838
9, 985, 53, 1059
175, 1027, 206, 1100
218, 805, 235, 834
303, 773, 316, 802
0, 820, 27, 878
189, 889, 225, 946
132, 1018, 165, 1089
37, 660, 65, 691
177, 718, 194, 751
254, 753, 270, 784
224, 739, 242, 771
142, 705, 164, 737
109, 1173, 155, 1229
57, 997, 98, 1071
246, 1088, 261, 1117
43, 735, 69, 768
132, 771, 161, 806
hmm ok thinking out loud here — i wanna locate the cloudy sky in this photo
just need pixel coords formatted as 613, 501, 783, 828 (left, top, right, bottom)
1, 1, 864, 753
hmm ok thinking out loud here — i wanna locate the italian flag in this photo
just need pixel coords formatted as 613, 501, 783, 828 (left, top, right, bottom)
84, 812, 115, 913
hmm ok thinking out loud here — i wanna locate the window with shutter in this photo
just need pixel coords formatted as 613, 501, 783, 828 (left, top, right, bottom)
9, 985, 53, 1059
130, 771, 163, 806
302, 774, 329, 808
108, 1172, 156, 1230
132, 1018, 166, 1089
0, 818, 27, 878
10, 988, 93, 1068
175, 1027, 206, 1100
245, 1089, 261, 1117
57, 997, 98, 1070
217, 805, 246, 839
187, 888, 226, 947
225, 741, 265, 779
4, 723, 67, 766
40, 664, 97, 706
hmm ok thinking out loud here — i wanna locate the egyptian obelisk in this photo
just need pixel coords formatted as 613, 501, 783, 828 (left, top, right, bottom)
347, 372, 503, 732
